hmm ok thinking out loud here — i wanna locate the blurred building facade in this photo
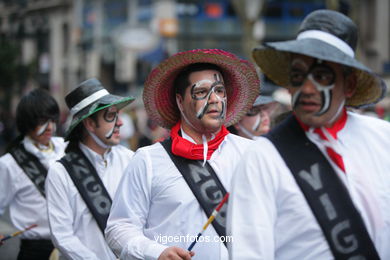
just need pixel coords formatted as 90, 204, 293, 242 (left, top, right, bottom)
0, 0, 389, 114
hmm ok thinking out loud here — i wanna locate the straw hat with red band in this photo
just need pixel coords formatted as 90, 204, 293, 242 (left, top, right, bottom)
252, 9, 387, 108
143, 49, 260, 129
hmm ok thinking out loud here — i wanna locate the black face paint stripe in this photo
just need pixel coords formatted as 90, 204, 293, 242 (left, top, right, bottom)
293, 92, 302, 109
315, 90, 332, 116
197, 103, 209, 119
191, 74, 225, 100
105, 115, 118, 139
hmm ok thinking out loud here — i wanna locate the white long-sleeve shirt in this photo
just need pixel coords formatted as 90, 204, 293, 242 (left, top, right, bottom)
46, 143, 133, 260
105, 133, 254, 260
0, 136, 66, 239
228, 112, 390, 260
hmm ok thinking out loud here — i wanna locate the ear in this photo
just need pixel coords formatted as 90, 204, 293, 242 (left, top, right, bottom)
175, 94, 184, 113
344, 73, 357, 98
82, 117, 97, 132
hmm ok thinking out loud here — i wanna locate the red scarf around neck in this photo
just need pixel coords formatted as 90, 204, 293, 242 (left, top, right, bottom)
170, 122, 229, 160
297, 109, 348, 172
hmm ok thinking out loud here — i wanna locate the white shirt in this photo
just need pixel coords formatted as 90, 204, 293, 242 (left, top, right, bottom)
46, 143, 134, 260
228, 112, 390, 260
0, 136, 66, 239
105, 133, 254, 260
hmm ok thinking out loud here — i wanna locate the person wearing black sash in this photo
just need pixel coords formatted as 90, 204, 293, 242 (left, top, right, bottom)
105, 49, 259, 260
0, 88, 66, 259
228, 10, 390, 260
45, 78, 135, 259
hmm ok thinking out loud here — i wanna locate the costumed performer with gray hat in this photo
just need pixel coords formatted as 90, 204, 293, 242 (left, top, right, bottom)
228, 9, 390, 260
105, 49, 259, 260
45, 78, 135, 260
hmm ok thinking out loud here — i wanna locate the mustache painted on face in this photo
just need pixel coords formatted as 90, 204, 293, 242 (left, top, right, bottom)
192, 73, 226, 120
105, 115, 120, 139
292, 88, 333, 117
196, 101, 226, 120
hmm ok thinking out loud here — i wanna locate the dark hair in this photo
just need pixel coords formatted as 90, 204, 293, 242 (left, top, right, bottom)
174, 63, 224, 97
16, 88, 59, 136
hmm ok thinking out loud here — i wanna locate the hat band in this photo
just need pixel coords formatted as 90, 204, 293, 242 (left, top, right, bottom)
70, 89, 109, 115
297, 30, 355, 58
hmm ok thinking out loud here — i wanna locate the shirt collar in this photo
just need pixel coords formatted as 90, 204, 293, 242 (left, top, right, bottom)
23, 136, 54, 159
296, 108, 348, 140
79, 142, 112, 168
179, 125, 216, 144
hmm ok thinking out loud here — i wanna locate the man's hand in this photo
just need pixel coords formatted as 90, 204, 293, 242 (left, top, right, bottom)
0, 235, 4, 246
158, 246, 195, 260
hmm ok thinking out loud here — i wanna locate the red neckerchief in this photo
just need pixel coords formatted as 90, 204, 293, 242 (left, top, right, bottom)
170, 121, 229, 160
296, 109, 348, 172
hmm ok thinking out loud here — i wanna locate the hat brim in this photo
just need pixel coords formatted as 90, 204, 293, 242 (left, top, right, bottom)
65, 94, 135, 140
253, 95, 275, 106
143, 49, 260, 128
253, 38, 386, 108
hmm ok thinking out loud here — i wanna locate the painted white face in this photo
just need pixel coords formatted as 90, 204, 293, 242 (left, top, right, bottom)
176, 69, 227, 135
287, 55, 353, 127
290, 58, 336, 116
236, 103, 274, 139
29, 119, 56, 146
87, 106, 123, 149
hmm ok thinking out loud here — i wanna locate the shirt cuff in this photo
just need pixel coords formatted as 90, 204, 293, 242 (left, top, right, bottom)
144, 243, 168, 260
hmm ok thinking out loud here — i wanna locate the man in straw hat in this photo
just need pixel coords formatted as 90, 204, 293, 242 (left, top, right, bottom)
228, 9, 390, 260
45, 78, 135, 259
0, 88, 66, 259
105, 49, 259, 260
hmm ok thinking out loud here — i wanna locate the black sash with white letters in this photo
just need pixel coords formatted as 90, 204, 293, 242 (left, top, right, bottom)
59, 147, 112, 234
10, 143, 47, 197
265, 115, 380, 260
161, 138, 228, 241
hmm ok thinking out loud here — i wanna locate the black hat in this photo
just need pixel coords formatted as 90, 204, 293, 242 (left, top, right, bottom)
252, 9, 386, 108
65, 78, 135, 140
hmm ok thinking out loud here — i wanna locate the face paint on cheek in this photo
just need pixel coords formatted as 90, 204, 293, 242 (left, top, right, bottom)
252, 115, 261, 131
313, 82, 334, 116
292, 90, 302, 109
315, 89, 332, 116
37, 121, 50, 136
196, 99, 209, 119
219, 97, 226, 120
105, 115, 118, 139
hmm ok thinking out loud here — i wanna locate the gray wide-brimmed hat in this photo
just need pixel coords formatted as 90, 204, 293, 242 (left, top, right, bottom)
253, 95, 274, 107
64, 78, 135, 140
253, 76, 280, 106
252, 9, 387, 108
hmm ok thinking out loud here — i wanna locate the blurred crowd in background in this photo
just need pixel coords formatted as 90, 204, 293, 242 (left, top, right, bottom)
1, 0, 390, 153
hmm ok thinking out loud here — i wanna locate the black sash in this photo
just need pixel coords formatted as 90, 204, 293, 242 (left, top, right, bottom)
59, 148, 112, 234
161, 138, 228, 241
10, 143, 47, 197
265, 115, 380, 260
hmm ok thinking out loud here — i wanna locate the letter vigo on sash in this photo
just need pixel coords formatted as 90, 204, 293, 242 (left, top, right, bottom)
265, 115, 380, 259
59, 148, 112, 234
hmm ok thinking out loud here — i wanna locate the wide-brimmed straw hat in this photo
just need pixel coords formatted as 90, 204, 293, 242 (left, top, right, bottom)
252, 9, 387, 108
64, 78, 135, 140
143, 49, 260, 128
